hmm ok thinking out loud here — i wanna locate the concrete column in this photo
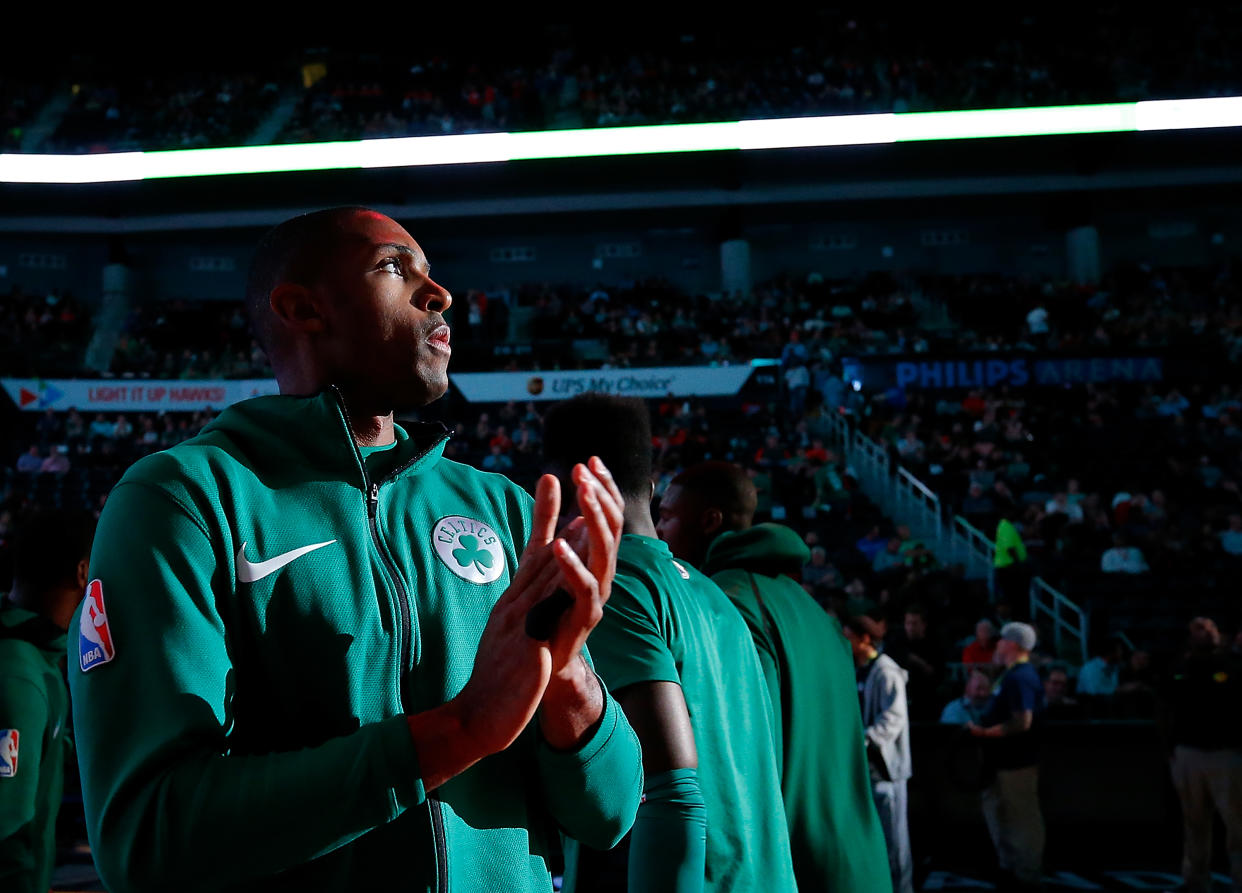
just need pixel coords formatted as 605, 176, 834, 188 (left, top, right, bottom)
1066, 225, 1101, 286
720, 238, 751, 297
83, 262, 133, 373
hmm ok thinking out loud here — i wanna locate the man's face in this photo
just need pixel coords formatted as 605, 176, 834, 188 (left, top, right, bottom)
1189, 618, 1221, 651
656, 484, 708, 565
995, 638, 1020, 666
1045, 670, 1068, 702
966, 672, 991, 702
976, 621, 994, 643
904, 612, 926, 641
310, 211, 453, 411
843, 626, 870, 664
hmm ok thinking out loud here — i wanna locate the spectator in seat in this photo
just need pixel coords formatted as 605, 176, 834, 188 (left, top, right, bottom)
1164, 617, 1242, 893
113, 414, 134, 442
1219, 513, 1242, 558
140, 417, 160, 448
802, 546, 837, 589
962, 482, 996, 520
64, 410, 85, 447
480, 443, 513, 473
1077, 638, 1127, 697
872, 538, 906, 574
962, 619, 999, 667
488, 425, 512, 454
1042, 665, 1085, 721
1044, 491, 1084, 524
88, 413, 115, 443
941, 670, 993, 725
896, 431, 924, 464
35, 409, 60, 445
39, 448, 70, 476
855, 526, 887, 562
1100, 533, 1150, 574
15, 445, 42, 475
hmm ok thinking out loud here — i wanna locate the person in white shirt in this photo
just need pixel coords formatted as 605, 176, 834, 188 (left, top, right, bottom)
1100, 534, 1149, 574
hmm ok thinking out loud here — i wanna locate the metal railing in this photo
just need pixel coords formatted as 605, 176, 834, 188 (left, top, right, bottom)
826, 410, 1090, 666
952, 515, 997, 591
1030, 576, 1089, 665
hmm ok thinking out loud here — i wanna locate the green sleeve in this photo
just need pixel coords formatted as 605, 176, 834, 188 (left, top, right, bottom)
69, 482, 425, 893
711, 570, 784, 774
585, 573, 679, 692
536, 668, 643, 850
0, 675, 47, 891
628, 768, 706, 893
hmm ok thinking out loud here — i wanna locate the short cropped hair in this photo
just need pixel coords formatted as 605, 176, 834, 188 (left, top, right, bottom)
542, 393, 653, 500
841, 613, 884, 642
669, 461, 757, 532
245, 206, 372, 357
13, 509, 96, 595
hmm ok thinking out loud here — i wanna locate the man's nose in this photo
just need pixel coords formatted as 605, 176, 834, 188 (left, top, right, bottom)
417, 278, 452, 313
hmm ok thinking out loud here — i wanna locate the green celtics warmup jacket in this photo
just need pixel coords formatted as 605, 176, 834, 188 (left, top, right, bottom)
68, 389, 642, 893
704, 524, 890, 893
0, 606, 70, 893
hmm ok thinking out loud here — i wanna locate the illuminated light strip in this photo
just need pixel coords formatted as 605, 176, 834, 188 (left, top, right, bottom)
1, 96, 1240, 184
1134, 95, 1242, 131
894, 103, 1136, 141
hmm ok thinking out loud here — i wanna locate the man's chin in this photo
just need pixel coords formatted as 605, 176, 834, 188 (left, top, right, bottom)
393, 374, 449, 412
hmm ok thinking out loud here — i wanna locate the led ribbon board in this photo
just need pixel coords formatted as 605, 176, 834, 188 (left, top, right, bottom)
2, 96, 1241, 184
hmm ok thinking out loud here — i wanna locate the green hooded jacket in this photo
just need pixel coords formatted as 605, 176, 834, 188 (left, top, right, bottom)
0, 605, 69, 893
704, 524, 891, 893
68, 389, 642, 893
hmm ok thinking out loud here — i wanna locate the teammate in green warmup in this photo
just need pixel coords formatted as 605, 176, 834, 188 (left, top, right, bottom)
544, 395, 797, 893
68, 208, 642, 892
0, 511, 95, 893
660, 462, 892, 893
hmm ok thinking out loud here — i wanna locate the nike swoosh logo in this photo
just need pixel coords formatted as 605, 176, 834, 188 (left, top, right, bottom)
237, 540, 337, 583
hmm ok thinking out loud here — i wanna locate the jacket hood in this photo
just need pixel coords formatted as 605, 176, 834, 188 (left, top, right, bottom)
702, 523, 811, 577
0, 604, 68, 662
874, 652, 909, 683
196, 388, 449, 486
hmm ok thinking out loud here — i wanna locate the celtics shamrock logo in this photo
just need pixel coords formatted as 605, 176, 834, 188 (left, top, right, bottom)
453, 535, 495, 573
433, 516, 505, 584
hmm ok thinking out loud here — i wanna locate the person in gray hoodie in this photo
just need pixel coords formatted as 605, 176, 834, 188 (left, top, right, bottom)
843, 614, 913, 893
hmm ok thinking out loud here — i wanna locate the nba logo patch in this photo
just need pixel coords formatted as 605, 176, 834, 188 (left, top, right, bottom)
79, 579, 116, 672
0, 729, 17, 778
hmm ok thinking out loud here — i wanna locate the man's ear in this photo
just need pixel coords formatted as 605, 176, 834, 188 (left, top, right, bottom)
701, 506, 724, 536
269, 283, 326, 336
76, 558, 89, 592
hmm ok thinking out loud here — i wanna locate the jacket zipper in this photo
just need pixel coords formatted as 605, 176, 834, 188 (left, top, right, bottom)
333, 388, 450, 892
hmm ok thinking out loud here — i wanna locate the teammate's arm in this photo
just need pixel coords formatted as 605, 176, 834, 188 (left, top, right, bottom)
527, 463, 643, 850
0, 676, 48, 893
615, 682, 706, 893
